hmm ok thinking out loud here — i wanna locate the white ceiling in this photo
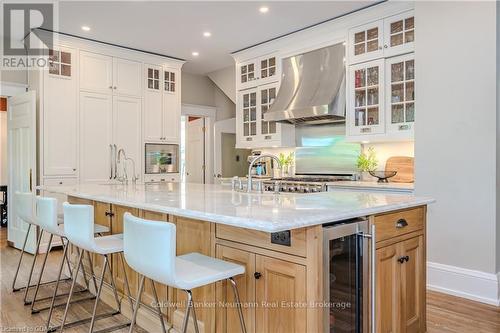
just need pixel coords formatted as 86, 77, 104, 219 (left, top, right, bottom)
58, 1, 378, 74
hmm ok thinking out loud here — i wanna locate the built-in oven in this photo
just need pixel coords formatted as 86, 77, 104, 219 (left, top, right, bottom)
145, 143, 179, 174
323, 219, 375, 333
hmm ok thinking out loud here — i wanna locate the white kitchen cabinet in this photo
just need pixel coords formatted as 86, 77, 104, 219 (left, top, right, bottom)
113, 95, 142, 179
43, 46, 78, 177
79, 51, 113, 94
237, 54, 280, 90
237, 88, 258, 146
236, 83, 294, 148
348, 10, 414, 64
383, 11, 415, 58
385, 54, 415, 136
144, 65, 181, 143
144, 64, 163, 142
162, 67, 180, 142
348, 20, 384, 64
113, 57, 142, 97
347, 59, 385, 137
79, 92, 113, 183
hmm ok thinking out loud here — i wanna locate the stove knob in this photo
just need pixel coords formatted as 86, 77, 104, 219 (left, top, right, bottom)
304, 187, 310, 193
311, 187, 318, 193
289, 186, 296, 192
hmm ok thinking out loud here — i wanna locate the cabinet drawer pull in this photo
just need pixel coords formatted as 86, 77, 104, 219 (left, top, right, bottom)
254, 272, 262, 279
361, 127, 371, 133
264, 135, 272, 140
246, 137, 253, 141
105, 211, 115, 217
395, 219, 408, 228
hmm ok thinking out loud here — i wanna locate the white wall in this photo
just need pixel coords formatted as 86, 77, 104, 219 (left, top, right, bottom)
415, 1, 499, 304
181, 72, 216, 106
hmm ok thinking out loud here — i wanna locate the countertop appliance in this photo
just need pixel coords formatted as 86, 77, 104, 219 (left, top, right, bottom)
145, 143, 179, 174
323, 219, 375, 333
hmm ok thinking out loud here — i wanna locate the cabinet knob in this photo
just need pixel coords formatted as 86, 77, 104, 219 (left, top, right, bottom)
72, 168, 77, 171
105, 211, 115, 217
254, 272, 262, 279
113, 86, 117, 89
384, 44, 388, 49
109, 86, 113, 89
395, 219, 408, 228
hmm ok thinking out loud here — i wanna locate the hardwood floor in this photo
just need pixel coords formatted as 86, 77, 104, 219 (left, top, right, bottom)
1, 227, 499, 332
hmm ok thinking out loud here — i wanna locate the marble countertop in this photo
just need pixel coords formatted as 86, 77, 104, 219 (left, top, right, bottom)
40, 182, 433, 233
327, 181, 414, 192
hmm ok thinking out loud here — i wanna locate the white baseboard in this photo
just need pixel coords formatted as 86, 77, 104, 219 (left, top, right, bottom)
427, 261, 500, 306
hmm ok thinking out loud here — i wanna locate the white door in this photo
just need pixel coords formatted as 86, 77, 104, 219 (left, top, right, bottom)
80, 51, 113, 94
7, 91, 37, 252
186, 117, 205, 183
144, 64, 163, 141
113, 96, 142, 181
79, 92, 113, 183
113, 57, 142, 97
43, 46, 78, 176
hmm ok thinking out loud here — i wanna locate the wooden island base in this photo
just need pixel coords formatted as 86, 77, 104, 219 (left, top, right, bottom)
67, 196, 426, 333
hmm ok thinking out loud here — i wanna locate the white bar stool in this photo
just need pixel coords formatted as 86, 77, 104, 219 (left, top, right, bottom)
11, 191, 47, 305
59, 202, 133, 333
30, 197, 110, 331
123, 213, 247, 333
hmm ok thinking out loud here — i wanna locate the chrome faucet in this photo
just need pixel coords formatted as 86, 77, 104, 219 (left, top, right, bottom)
116, 148, 138, 184
247, 154, 282, 192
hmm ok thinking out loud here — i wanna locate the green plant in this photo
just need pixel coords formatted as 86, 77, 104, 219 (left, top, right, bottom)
278, 152, 294, 167
357, 147, 378, 172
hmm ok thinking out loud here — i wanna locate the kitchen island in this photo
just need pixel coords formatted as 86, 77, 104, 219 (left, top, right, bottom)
41, 182, 434, 333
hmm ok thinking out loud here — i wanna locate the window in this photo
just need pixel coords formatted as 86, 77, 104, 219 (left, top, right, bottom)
48, 49, 71, 77
164, 71, 175, 92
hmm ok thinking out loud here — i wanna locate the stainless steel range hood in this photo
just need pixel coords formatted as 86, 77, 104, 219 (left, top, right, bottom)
264, 42, 346, 124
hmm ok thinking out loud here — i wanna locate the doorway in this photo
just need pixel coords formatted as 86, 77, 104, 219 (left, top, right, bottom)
180, 104, 216, 184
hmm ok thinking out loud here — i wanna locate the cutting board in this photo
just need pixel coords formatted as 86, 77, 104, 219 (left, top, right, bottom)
385, 156, 414, 183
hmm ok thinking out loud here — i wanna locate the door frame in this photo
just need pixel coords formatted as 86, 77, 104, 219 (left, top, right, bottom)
181, 103, 215, 184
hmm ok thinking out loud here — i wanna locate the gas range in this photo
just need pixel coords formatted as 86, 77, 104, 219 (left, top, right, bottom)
262, 175, 356, 193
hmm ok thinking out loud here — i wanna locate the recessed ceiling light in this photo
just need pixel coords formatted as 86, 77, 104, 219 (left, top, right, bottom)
81, 26, 91, 31
259, 6, 269, 13
203, 31, 211, 37
192, 51, 199, 57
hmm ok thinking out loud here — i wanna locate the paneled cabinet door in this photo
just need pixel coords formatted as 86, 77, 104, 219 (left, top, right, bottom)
113, 96, 142, 181
400, 236, 425, 333
385, 54, 415, 136
348, 20, 384, 64
79, 92, 113, 183
237, 88, 258, 145
80, 51, 113, 94
383, 11, 415, 58
255, 255, 307, 333
43, 46, 77, 176
112, 57, 142, 97
216, 245, 256, 333
144, 64, 163, 142
163, 67, 180, 142
376, 242, 400, 333
348, 59, 385, 136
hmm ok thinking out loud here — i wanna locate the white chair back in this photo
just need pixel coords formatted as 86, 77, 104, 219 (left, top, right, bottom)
36, 197, 59, 235
123, 213, 176, 286
62, 202, 95, 252
15, 191, 35, 225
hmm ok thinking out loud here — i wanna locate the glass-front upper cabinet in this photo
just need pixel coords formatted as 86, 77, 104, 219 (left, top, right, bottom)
240, 89, 258, 142
237, 54, 280, 90
348, 21, 384, 64
348, 10, 414, 64
386, 54, 415, 134
384, 11, 415, 57
259, 83, 278, 141
348, 59, 385, 136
